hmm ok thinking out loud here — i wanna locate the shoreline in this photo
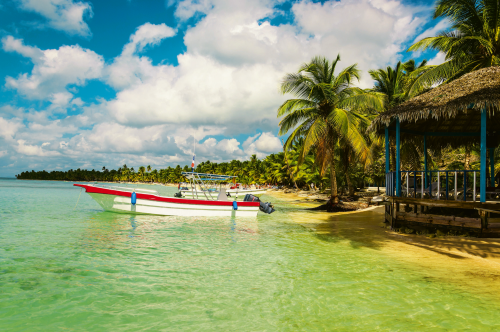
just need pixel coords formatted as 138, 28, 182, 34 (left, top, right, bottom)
266, 190, 500, 298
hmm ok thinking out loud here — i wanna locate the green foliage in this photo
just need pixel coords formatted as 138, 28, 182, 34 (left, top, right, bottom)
407, 0, 500, 96
278, 55, 385, 200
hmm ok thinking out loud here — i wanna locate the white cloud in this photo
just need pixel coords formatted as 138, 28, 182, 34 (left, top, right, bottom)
15, 139, 61, 157
243, 132, 282, 158
107, 53, 283, 128
413, 19, 449, 44
0, 117, 22, 141
171, 0, 213, 20
17, 0, 93, 37
291, 0, 428, 87
106, 23, 176, 90
66, 122, 180, 154
428, 52, 446, 66
2, 36, 104, 101
122, 23, 176, 56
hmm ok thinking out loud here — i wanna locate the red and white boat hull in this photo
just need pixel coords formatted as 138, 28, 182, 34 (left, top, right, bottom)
74, 184, 260, 217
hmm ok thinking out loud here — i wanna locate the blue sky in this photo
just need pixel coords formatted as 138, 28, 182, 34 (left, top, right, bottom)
0, 0, 443, 177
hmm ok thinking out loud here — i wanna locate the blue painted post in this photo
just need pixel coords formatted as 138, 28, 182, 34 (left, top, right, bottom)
385, 126, 390, 194
480, 110, 487, 202
464, 171, 467, 202
446, 171, 449, 200
490, 148, 495, 187
396, 119, 401, 197
414, 171, 417, 198
424, 134, 428, 188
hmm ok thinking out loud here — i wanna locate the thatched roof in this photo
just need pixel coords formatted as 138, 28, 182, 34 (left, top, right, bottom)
369, 66, 500, 149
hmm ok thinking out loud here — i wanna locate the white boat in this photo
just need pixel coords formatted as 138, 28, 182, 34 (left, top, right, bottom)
74, 184, 265, 217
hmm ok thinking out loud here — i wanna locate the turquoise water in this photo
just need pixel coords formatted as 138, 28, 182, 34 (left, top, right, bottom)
1, 179, 500, 331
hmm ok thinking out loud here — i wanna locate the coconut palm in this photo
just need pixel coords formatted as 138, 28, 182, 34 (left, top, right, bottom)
369, 59, 429, 171
138, 166, 146, 182
369, 59, 429, 110
278, 55, 384, 204
407, 0, 500, 95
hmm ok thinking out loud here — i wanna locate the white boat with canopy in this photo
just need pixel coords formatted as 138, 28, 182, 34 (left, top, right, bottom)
74, 172, 274, 217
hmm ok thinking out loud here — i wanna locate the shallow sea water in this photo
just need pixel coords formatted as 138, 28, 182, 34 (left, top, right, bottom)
1, 179, 500, 331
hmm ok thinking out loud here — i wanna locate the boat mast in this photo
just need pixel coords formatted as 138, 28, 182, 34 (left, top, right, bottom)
192, 136, 196, 199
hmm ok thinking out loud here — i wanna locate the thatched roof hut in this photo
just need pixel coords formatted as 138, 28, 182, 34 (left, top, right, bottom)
369, 66, 500, 149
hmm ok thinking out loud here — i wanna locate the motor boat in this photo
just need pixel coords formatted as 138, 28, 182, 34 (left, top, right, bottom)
74, 173, 275, 217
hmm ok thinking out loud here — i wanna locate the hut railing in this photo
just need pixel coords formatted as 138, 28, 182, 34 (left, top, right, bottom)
386, 170, 499, 201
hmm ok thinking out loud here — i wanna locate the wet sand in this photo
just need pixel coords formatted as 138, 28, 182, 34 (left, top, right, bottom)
268, 191, 500, 298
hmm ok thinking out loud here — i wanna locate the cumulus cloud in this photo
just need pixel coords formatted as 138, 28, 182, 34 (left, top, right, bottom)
107, 53, 284, 128
106, 23, 176, 90
413, 19, 449, 44
2, 36, 104, 102
17, 0, 93, 37
0, 117, 22, 141
15, 139, 61, 157
428, 52, 446, 66
169, 0, 213, 20
66, 122, 181, 155
243, 132, 282, 158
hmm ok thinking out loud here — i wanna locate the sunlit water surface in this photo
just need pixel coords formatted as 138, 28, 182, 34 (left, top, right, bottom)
1, 179, 500, 331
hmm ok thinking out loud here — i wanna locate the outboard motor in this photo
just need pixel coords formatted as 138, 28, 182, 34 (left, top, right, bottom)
259, 202, 275, 214
243, 194, 275, 214
174, 192, 183, 198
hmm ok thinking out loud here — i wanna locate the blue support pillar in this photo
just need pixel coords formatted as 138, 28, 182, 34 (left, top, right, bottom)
424, 134, 427, 188
385, 126, 390, 195
396, 119, 401, 197
490, 148, 495, 187
480, 110, 487, 202
385, 126, 390, 174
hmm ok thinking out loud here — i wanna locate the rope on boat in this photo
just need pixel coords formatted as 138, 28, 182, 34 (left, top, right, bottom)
73, 188, 83, 211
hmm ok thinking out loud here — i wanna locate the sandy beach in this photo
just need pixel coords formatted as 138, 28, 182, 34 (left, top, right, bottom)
267, 191, 500, 299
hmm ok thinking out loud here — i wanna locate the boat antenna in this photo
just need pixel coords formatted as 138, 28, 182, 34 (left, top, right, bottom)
191, 136, 196, 172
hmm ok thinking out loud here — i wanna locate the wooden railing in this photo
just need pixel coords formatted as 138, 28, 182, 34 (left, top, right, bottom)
386, 170, 499, 201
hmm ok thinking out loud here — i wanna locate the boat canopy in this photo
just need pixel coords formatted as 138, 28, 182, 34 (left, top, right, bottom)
181, 172, 236, 181
181, 172, 236, 200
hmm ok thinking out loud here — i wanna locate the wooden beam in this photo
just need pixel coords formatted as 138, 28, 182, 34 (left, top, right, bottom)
387, 128, 480, 137
396, 212, 481, 228
389, 196, 500, 210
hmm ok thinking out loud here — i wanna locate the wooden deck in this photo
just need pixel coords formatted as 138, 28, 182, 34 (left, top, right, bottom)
384, 197, 500, 238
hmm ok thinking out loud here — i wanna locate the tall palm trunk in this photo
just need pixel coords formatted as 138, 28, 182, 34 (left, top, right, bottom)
329, 165, 339, 204
346, 170, 355, 196
282, 139, 298, 189
464, 145, 471, 170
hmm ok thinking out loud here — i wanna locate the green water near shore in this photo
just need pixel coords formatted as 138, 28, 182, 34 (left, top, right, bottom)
1, 179, 500, 331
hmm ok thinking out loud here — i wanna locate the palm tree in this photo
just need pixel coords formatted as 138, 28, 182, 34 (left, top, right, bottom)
278, 55, 384, 204
369, 59, 429, 110
407, 0, 500, 95
369, 59, 429, 171
138, 166, 146, 182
